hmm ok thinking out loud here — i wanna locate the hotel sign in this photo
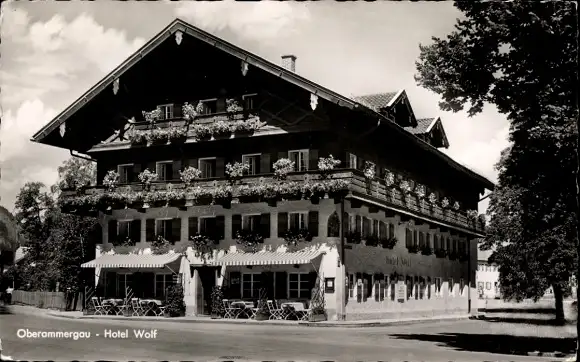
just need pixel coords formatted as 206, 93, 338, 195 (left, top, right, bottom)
386, 256, 411, 267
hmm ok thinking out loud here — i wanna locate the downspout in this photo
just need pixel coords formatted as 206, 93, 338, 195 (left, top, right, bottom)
340, 198, 346, 321
467, 238, 472, 314
70, 149, 97, 162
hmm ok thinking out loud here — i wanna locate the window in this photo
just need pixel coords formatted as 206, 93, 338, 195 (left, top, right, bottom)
156, 161, 173, 181
118, 164, 134, 184
159, 104, 174, 120
117, 274, 132, 297
446, 237, 451, 251
419, 232, 425, 248
327, 212, 340, 237
118, 220, 132, 241
155, 274, 174, 299
426, 234, 431, 248
413, 230, 419, 246
199, 217, 216, 235
362, 217, 371, 238
289, 273, 311, 299
199, 158, 216, 178
199, 99, 217, 115
242, 273, 260, 298
434, 277, 442, 297
242, 154, 261, 175
289, 212, 307, 230
156, 219, 173, 240
372, 220, 379, 237
289, 149, 309, 171
242, 94, 256, 110
348, 153, 357, 169
434, 235, 439, 249
348, 274, 355, 298
242, 214, 261, 231
349, 215, 357, 232
486, 282, 491, 290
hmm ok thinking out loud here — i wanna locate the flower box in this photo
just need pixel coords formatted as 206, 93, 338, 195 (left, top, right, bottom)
265, 197, 278, 207
195, 195, 213, 205
234, 129, 255, 137
238, 195, 261, 203
213, 131, 232, 140
420, 246, 433, 256
169, 198, 186, 208
365, 235, 379, 247
380, 237, 397, 249
407, 245, 420, 254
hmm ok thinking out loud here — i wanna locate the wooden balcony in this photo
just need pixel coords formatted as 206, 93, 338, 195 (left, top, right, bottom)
60, 169, 485, 234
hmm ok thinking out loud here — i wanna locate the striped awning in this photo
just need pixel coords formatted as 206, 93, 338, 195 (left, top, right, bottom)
81, 253, 181, 268
214, 250, 326, 266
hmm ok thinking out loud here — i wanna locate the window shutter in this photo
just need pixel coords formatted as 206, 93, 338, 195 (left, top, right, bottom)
379, 221, 387, 238
419, 232, 425, 248
229, 271, 241, 299
146, 219, 155, 242
215, 216, 225, 240
405, 228, 412, 247
389, 223, 395, 239
355, 215, 361, 233
308, 149, 318, 171
357, 156, 365, 171
413, 230, 418, 246
277, 212, 288, 236
171, 218, 181, 243
172, 159, 182, 180
259, 213, 270, 238
231, 214, 242, 238
108, 220, 118, 244
343, 212, 350, 233
215, 157, 225, 177
173, 104, 183, 118
260, 153, 270, 174
188, 217, 198, 239
277, 151, 288, 161
362, 217, 370, 237
132, 164, 141, 182
308, 211, 319, 237
131, 220, 141, 243
275, 272, 288, 299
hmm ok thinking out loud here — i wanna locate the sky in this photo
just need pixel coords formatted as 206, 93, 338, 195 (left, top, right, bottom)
0, 1, 510, 214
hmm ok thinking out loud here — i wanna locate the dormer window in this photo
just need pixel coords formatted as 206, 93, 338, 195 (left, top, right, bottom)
159, 104, 173, 120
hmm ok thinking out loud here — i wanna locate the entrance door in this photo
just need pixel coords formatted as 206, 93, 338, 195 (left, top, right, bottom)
196, 266, 219, 315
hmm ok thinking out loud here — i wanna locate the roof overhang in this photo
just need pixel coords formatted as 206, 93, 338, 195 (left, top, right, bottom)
213, 250, 325, 266
81, 253, 181, 268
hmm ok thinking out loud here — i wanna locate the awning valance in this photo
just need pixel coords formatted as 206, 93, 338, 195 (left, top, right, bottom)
214, 250, 325, 266
81, 253, 181, 268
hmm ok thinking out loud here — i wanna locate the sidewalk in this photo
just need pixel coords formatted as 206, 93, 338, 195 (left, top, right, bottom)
6, 304, 471, 327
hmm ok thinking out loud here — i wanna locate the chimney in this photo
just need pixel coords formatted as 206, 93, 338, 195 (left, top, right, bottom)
281, 55, 297, 72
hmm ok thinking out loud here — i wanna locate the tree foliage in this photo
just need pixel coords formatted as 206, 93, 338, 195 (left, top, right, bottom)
415, 0, 578, 319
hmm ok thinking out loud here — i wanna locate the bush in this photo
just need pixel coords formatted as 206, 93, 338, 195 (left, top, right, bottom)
211, 286, 225, 317
164, 284, 185, 317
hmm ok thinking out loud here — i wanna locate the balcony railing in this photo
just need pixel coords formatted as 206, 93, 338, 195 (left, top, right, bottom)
59, 169, 485, 234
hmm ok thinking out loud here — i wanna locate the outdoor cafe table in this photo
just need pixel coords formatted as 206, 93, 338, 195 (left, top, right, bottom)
280, 302, 307, 320
230, 301, 255, 319
102, 299, 124, 315
139, 299, 163, 316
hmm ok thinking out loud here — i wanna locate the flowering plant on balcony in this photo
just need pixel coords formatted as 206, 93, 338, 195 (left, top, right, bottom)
232, 117, 264, 133
452, 201, 460, 211
384, 171, 395, 187
180, 166, 202, 187
225, 162, 250, 184
182, 102, 198, 121
190, 233, 219, 260
142, 107, 162, 124
420, 244, 433, 255
282, 228, 313, 246
151, 236, 172, 255
196, 101, 205, 114
103, 170, 120, 191
363, 161, 376, 179
428, 192, 437, 204
226, 98, 244, 114
235, 229, 265, 249
380, 237, 397, 249
318, 155, 341, 179
415, 184, 426, 199
466, 209, 478, 220
167, 126, 188, 142
211, 185, 233, 204
145, 128, 170, 144
399, 180, 412, 194
138, 169, 158, 190
273, 158, 295, 180
213, 120, 233, 136
128, 130, 148, 145
192, 124, 213, 140
441, 197, 450, 209
407, 244, 420, 254
434, 248, 447, 258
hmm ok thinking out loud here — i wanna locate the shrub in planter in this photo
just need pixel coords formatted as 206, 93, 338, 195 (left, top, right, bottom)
441, 197, 450, 209
142, 108, 162, 124
407, 244, 420, 254
180, 166, 202, 187
151, 236, 172, 255
182, 102, 198, 121
318, 155, 341, 179
254, 288, 270, 320
235, 229, 265, 251
380, 237, 397, 249
365, 235, 379, 247
168, 126, 188, 142
164, 284, 186, 317
192, 124, 212, 140
225, 162, 250, 184
232, 118, 263, 135
363, 161, 376, 180
210, 286, 225, 318
282, 228, 313, 246
226, 98, 243, 115
213, 120, 233, 138
103, 170, 120, 191
138, 169, 158, 191
146, 128, 170, 145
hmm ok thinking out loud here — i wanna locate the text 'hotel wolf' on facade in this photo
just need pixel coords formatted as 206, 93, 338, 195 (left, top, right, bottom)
32, 18, 493, 321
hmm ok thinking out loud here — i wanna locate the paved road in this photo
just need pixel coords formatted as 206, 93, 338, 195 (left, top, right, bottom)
0, 312, 574, 361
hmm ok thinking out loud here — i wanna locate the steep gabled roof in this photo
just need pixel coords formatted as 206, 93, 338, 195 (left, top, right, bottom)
405, 117, 436, 135
352, 92, 399, 112
30, 18, 494, 191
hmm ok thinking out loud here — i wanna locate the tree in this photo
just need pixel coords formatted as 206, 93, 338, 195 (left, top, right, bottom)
51, 157, 96, 193
414, 0, 578, 325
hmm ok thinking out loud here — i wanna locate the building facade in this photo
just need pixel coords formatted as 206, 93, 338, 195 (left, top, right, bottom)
31, 19, 493, 321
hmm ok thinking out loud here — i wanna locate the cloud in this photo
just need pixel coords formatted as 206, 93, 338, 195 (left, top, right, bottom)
0, 7, 146, 209
175, 1, 311, 44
